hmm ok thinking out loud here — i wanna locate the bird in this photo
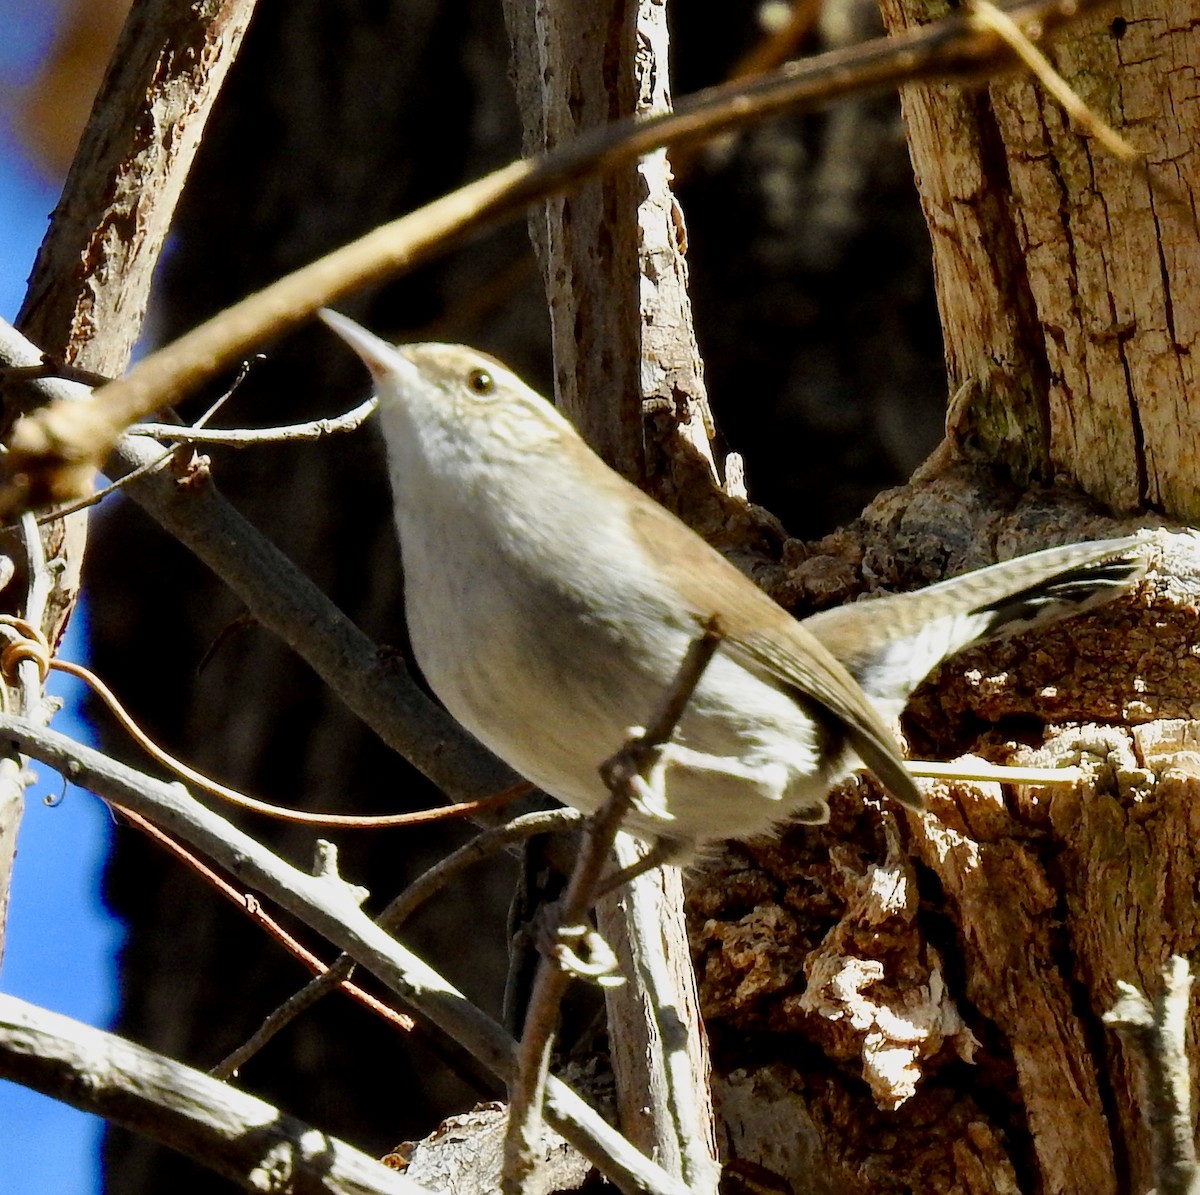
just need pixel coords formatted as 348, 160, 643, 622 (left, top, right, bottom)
320, 310, 1144, 864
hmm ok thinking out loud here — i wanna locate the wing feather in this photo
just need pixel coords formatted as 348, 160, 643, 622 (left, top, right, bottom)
627, 500, 924, 810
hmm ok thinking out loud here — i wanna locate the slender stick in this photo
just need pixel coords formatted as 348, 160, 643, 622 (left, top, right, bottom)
909, 760, 1086, 785
114, 803, 416, 1044
130, 398, 378, 446
3, 0, 1116, 510
212, 808, 580, 1080
0, 714, 688, 1195
501, 619, 724, 1194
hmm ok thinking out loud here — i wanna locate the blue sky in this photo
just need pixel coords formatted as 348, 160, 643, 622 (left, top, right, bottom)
0, 3, 125, 1193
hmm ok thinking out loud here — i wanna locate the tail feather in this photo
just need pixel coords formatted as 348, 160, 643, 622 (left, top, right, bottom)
967, 554, 1143, 640
803, 536, 1146, 722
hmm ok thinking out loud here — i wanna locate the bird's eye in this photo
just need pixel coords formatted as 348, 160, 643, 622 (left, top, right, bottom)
466, 368, 495, 395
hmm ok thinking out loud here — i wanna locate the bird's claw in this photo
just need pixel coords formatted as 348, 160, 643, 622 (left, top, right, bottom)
533, 907, 626, 987
553, 922, 625, 987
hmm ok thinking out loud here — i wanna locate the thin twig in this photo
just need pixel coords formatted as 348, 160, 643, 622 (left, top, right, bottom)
132, 397, 378, 446
2, 0, 1117, 511
34, 445, 177, 526
212, 808, 580, 1080
501, 619, 725, 1195
1, 318, 519, 808
27, 363, 332, 527
0, 994, 430, 1195
33, 353, 266, 528
378, 809, 582, 933
908, 760, 1085, 785
49, 655, 526, 829
114, 803, 416, 1046
1104, 957, 1200, 1195
967, 0, 1136, 160
0, 714, 687, 1195
15, 516, 51, 718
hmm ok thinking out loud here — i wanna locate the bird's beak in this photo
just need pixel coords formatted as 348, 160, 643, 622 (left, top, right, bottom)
319, 309, 420, 384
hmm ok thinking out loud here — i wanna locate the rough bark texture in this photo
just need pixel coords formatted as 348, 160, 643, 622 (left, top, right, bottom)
503, 3, 648, 480
502, 0, 720, 517
689, 472, 1196, 1193
704, 2, 1200, 1180
393, 1102, 595, 1194
881, 0, 1200, 521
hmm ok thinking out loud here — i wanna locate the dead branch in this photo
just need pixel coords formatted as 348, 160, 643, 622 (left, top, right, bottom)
2, 0, 1115, 512
0, 994, 428, 1195
0, 713, 687, 1195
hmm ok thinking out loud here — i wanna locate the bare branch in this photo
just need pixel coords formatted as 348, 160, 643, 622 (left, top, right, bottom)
1104, 957, 1200, 1195
374, 810, 583, 934
29, 359, 264, 526
131, 398, 379, 447
114, 803, 416, 1042
213, 809, 580, 1081
908, 759, 1086, 784
0, 714, 688, 1195
1, 0, 260, 964
16, 0, 259, 379
2, 0, 1116, 511
34, 443, 176, 526
502, 620, 724, 1194
598, 847, 719, 1193
0, 994, 429, 1195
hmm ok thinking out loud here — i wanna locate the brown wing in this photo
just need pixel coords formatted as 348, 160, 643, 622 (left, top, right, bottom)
625, 496, 924, 811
